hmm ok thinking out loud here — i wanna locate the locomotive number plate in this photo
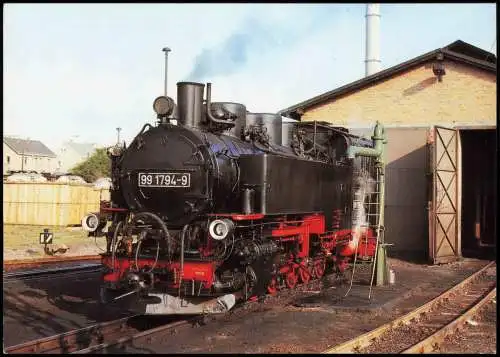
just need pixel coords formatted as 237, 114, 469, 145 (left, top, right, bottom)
138, 172, 190, 188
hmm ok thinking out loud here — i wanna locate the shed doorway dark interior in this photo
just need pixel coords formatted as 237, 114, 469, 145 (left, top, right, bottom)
460, 128, 497, 260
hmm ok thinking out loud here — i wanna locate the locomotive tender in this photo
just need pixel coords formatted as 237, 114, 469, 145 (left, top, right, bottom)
84, 81, 384, 315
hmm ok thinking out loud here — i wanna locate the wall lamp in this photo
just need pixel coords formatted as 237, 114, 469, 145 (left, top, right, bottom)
432, 52, 446, 82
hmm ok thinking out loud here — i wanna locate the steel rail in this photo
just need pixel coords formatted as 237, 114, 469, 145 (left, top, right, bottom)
4, 255, 101, 268
402, 287, 496, 353
4, 258, 315, 353
4, 264, 103, 282
6, 294, 248, 354
74, 293, 245, 354
72, 319, 194, 354
322, 261, 495, 354
5, 315, 140, 354
6, 290, 251, 354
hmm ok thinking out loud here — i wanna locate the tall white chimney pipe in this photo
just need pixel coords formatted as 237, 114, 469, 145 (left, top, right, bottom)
365, 4, 381, 76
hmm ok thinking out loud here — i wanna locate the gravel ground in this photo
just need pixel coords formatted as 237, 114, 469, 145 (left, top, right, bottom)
3, 257, 494, 353
3, 271, 133, 347
361, 265, 496, 354
125, 258, 493, 354
438, 298, 497, 354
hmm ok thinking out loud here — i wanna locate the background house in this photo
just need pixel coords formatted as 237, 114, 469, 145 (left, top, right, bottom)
279, 40, 496, 263
56, 141, 99, 173
3, 137, 57, 174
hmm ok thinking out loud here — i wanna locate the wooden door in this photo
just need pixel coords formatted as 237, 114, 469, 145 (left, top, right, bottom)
428, 126, 459, 264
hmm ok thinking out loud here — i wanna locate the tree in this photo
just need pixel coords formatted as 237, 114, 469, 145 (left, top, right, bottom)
70, 148, 111, 183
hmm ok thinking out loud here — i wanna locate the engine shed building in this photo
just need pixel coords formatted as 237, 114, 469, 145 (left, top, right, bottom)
279, 40, 497, 264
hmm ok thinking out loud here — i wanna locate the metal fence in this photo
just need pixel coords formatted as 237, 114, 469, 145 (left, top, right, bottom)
3, 182, 110, 226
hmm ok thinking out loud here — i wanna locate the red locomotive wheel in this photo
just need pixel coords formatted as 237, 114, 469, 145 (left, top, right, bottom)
298, 264, 311, 284
313, 259, 326, 279
267, 277, 278, 295
285, 270, 298, 289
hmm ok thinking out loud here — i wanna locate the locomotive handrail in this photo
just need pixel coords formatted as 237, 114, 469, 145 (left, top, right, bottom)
252, 140, 273, 153
296, 121, 355, 141
116, 123, 153, 166
206, 83, 236, 126
133, 211, 173, 261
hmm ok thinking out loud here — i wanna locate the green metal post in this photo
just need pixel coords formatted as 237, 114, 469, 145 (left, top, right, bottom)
346, 121, 388, 286
375, 136, 388, 286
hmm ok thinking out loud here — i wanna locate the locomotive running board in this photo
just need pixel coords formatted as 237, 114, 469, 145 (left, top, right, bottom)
131, 293, 237, 315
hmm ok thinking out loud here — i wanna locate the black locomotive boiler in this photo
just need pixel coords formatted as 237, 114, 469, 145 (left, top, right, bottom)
83, 81, 384, 315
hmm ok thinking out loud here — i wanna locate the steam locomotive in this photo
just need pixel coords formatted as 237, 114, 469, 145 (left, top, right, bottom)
83, 81, 384, 315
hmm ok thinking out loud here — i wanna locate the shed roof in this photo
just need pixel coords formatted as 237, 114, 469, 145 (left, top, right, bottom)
278, 40, 496, 119
3, 137, 57, 158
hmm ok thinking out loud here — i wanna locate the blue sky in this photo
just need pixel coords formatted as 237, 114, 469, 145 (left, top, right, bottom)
3, 3, 496, 151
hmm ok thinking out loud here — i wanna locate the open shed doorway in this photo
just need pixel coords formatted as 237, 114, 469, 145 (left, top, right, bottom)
460, 128, 497, 259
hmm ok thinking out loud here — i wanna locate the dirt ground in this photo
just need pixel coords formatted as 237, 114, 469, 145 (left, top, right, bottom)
3, 269, 133, 347
3, 224, 104, 261
5, 255, 494, 352
126, 258, 494, 354
3, 255, 495, 353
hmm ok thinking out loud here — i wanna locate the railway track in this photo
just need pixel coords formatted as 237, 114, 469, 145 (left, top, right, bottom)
323, 261, 496, 354
4, 255, 101, 272
4, 314, 197, 354
5, 285, 258, 354
4, 255, 103, 283
3, 264, 103, 283
5, 262, 495, 354
3, 257, 317, 353
5, 298, 242, 354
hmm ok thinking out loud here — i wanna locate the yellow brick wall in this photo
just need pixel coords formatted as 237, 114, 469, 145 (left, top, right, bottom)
301, 60, 496, 127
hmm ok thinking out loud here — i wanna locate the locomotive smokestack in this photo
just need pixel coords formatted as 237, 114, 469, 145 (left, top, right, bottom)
365, 4, 381, 76
177, 82, 205, 128
162, 47, 171, 96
